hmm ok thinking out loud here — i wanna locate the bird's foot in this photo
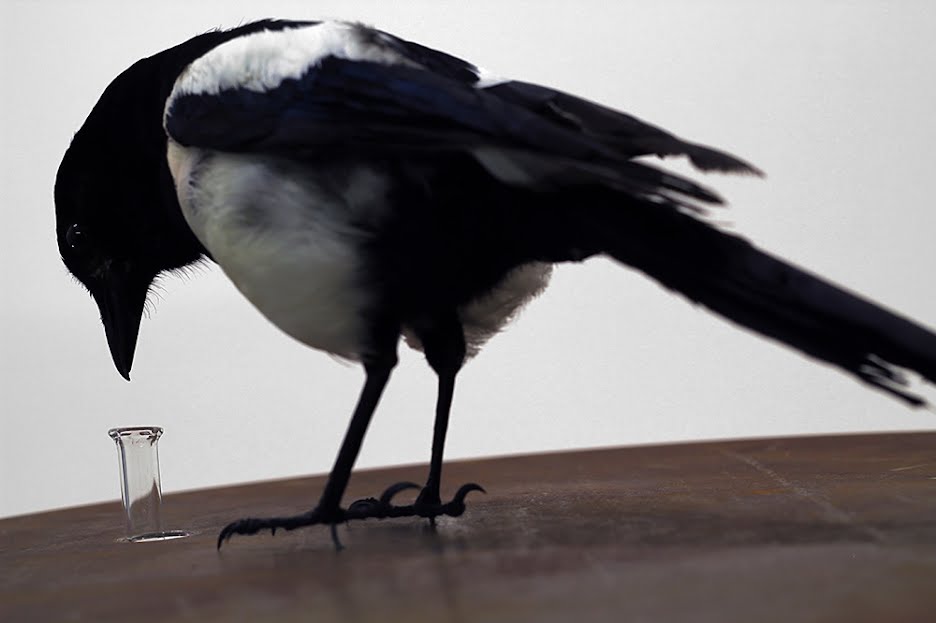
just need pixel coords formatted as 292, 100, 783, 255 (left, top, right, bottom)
217, 505, 347, 550
346, 481, 485, 522
216, 483, 484, 551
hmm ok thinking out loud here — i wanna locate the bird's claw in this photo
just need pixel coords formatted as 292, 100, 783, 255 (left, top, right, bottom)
216, 507, 343, 550
345, 481, 420, 517
442, 482, 486, 517
381, 481, 422, 505
346, 481, 485, 520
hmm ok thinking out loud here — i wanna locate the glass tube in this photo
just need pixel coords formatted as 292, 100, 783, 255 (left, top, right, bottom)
108, 426, 188, 542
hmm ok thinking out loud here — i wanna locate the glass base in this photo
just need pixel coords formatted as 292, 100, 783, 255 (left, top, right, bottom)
122, 530, 191, 543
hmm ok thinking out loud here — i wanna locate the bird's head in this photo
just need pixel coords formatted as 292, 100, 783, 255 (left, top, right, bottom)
55, 22, 306, 380
55, 58, 207, 380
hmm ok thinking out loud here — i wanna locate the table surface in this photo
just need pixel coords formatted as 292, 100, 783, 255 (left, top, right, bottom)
2, 432, 935, 622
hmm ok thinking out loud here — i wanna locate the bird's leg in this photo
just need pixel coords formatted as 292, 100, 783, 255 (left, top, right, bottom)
418, 366, 458, 508
349, 310, 484, 523
217, 349, 398, 550
414, 360, 486, 526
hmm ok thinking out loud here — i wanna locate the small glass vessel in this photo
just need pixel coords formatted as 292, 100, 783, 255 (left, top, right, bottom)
108, 426, 189, 542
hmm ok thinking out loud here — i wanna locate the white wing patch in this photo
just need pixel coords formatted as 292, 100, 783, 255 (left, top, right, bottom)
169, 21, 414, 100
474, 66, 509, 89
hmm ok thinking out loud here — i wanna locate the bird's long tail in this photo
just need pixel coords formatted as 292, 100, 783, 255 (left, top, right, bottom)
565, 192, 936, 406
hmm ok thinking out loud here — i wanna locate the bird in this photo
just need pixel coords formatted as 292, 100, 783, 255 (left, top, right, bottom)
55, 19, 936, 549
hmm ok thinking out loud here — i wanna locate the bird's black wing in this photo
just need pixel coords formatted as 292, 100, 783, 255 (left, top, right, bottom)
374, 31, 761, 174
483, 80, 762, 175
164, 24, 753, 206
354, 30, 761, 175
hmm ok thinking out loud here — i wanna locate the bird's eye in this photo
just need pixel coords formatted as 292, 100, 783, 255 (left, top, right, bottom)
66, 223, 87, 250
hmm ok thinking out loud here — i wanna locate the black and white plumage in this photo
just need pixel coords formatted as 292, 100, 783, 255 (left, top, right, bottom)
56, 19, 936, 547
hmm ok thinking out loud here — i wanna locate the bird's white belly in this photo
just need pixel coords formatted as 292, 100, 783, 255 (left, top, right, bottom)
212, 224, 367, 359
167, 142, 383, 359
166, 141, 552, 361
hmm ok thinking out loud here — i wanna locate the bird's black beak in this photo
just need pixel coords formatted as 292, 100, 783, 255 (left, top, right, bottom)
90, 265, 151, 381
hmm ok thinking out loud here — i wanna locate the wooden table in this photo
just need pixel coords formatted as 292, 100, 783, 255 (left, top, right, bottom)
2, 433, 935, 622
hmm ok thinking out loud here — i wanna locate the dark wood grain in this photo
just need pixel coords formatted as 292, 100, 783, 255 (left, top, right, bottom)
2, 432, 935, 622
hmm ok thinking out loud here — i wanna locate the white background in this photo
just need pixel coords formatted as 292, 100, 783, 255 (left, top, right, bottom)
2, 0, 935, 519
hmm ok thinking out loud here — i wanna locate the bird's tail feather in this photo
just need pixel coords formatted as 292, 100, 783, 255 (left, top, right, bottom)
573, 198, 936, 406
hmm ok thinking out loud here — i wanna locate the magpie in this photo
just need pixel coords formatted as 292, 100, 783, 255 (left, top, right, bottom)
56, 19, 936, 549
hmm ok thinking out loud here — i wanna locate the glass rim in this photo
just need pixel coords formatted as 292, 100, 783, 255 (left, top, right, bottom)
107, 426, 164, 439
